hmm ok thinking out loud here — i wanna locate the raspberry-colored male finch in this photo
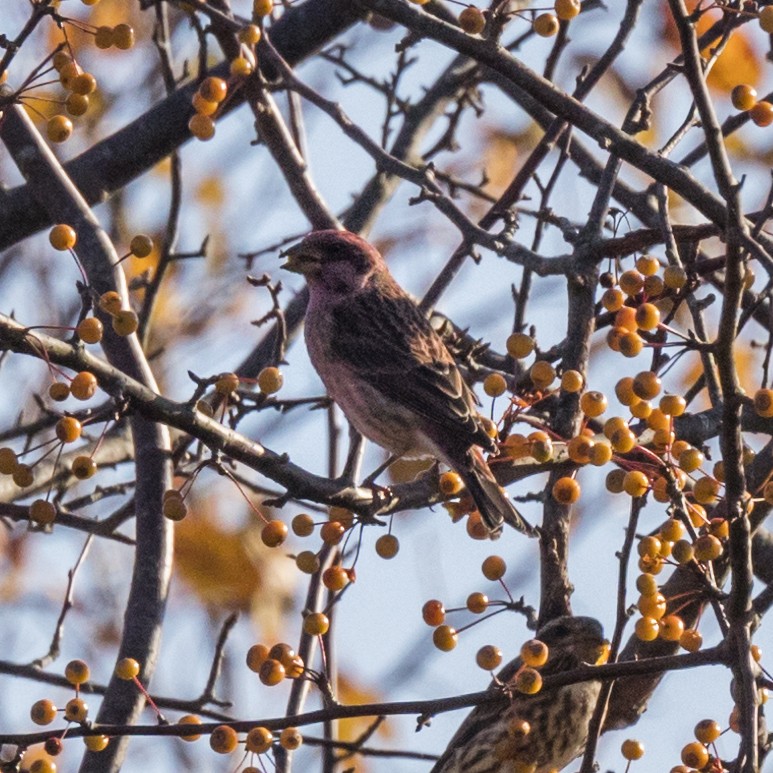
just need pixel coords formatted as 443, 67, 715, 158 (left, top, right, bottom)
282, 229, 532, 535
431, 616, 608, 773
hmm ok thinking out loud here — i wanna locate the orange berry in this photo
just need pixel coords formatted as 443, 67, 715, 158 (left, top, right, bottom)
681, 741, 709, 769
63, 89, 88, 116
65, 697, 88, 722
466, 592, 488, 613
188, 113, 215, 141
619, 269, 644, 296
514, 667, 542, 694
258, 658, 286, 685
533, 12, 559, 36
476, 644, 502, 670
483, 372, 507, 397
162, 493, 187, 521
47, 115, 73, 143
635, 254, 659, 276
659, 393, 686, 417
56, 416, 82, 443
320, 520, 346, 545
99, 291, 122, 314
588, 441, 612, 466
230, 56, 254, 77
115, 657, 140, 680
659, 614, 684, 640
65, 659, 90, 685
615, 306, 638, 332
632, 371, 661, 400
618, 331, 644, 357
191, 92, 218, 116
636, 573, 658, 596
506, 332, 535, 358
258, 366, 283, 394
303, 612, 330, 636
113, 23, 135, 49
130, 234, 154, 258
561, 369, 584, 392
422, 599, 446, 626
71, 72, 97, 95
29, 499, 56, 525
663, 265, 688, 289
552, 476, 581, 504
279, 726, 303, 750
29, 760, 57, 773
433, 625, 458, 651
605, 469, 626, 493
732, 84, 757, 111
30, 698, 58, 725
520, 639, 549, 668
601, 287, 625, 313
634, 302, 660, 330
693, 534, 723, 561
439, 470, 464, 495
481, 555, 506, 580
638, 592, 666, 620
246, 643, 270, 672
615, 377, 638, 406
375, 533, 399, 559
49, 224, 77, 250
76, 317, 103, 344
634, 616, 659, 641
623, 470, 649, 497
253, 0, 274, 15
579, 390, 607, 417
459, 6, 486, 34
12, 464, 34, 487
680, 628, 703, 652
238, 24, 262, 45
261, 519, 288, 547
94, 25, 114, 48
295, 550, 320, 573
753, 388, 773, 417
83, 734, 109, 752
621, 739, 644, 760
694, 718, 721, 743
292, 513, 315, 536
693, 476, 720, 504
111, 310, 139, 336
179, 714, 202, 741
245, 726, 273, 753
322, 565, 349, 591
750, 100, 773, 127
49, 382, 71, 402
554, 0, 581, 20
0, 447, 18, 474
566, 435, 593, 464
637, 536, 662, 559
529, 360, 556, 389
199, 76, 227, 103
210, 725, 239, 753
671, 539, 695, 564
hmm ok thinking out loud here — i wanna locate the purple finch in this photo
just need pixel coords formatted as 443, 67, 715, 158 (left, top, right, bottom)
282, 229, 533, 536
431, 616, 608, 773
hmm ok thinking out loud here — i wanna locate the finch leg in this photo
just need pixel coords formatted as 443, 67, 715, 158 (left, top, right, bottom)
362, 453, 400, 486
337, 426, 365, 487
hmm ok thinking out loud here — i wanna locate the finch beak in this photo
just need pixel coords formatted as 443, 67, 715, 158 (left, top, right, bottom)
280, 243, 321, 275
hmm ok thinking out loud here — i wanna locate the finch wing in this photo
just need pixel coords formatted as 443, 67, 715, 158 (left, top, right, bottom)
330, 286, 493, 451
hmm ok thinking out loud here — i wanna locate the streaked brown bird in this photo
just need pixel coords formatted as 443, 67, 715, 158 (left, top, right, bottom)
430, 616, 607, 773
281, 229, 533, 535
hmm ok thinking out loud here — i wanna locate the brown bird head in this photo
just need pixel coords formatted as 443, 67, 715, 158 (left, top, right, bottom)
536, 616, 609, 673
281, 229, 386, 295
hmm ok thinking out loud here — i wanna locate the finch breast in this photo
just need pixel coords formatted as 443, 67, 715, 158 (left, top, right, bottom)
304, 299, 438, 458
436, 679, 602, 773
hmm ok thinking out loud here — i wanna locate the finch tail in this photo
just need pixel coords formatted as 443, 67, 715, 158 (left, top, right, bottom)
460, 450, 535, 537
